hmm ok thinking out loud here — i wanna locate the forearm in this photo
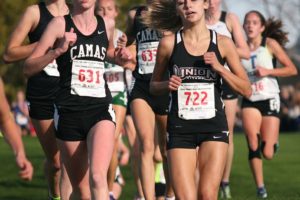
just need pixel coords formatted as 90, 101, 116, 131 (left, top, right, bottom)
268, 66, 298, 77
3, 43, 37, 63
1, 117, 26, 158
218, 67, 252, 98
23, 49, 58, 77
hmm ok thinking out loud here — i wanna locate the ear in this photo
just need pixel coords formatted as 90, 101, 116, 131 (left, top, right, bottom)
260, 25, 265, 33
203, 0, 209, 10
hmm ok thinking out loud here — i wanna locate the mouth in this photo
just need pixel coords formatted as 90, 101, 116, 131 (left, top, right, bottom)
185, 11, 196, 16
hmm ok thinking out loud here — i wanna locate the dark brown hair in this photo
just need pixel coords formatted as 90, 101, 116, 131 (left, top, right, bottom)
244, 10, 289, 47
142, 0, 182, 33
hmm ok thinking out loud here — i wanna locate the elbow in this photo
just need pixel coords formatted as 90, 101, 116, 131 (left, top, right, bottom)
2, 53, 13, 64
242, 50, 251, 60
290, 67, 298, 76
244, 52, 251, 60
22, 63, 32, 78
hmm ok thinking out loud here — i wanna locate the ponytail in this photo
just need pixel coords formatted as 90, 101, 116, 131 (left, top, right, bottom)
264, 17, 288, 47
142, 0, 182, 33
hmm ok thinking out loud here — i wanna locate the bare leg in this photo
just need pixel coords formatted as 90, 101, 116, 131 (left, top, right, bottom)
131, 99, 156, 200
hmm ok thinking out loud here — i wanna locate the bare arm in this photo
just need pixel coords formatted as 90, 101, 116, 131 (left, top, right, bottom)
3, 5, 39, 63
205, 35, 251, 98
150, 34, 181, 95
227, 13, 250, 59
256, 38, 298, 77
0, 79, 33, 181
23, 17, 71, 77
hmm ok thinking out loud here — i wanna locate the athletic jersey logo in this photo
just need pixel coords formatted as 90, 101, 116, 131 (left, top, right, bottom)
97, 30, 105, 35
70, 44, 106, 60
136, 28, 161, 43
173, 65, 217, 81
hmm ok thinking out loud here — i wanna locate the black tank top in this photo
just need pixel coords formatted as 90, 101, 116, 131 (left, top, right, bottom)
167, 30, 228, 134
132, 6, 163, 81
26, 2, 60, 103
55, 14, 112, 112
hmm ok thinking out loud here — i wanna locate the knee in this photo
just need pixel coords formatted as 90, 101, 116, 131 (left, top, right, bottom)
90, 171, 107, 188
44, 158, 61, 172
198, 189, 217, 200
70, 187, 90, 200
140, 140, 154, 155
261, 141, 274, 160
247, 134, 261, 160
175, 192, 196, 200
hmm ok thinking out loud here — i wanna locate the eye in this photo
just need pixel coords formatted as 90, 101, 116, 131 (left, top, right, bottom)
177, 0, 184, 6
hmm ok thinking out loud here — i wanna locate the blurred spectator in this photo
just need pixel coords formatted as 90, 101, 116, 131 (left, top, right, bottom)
280, 85, 300, 131
11, 90, 35, 136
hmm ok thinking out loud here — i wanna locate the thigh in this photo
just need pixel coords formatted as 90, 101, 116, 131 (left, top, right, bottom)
224, 99, 238, 132
261, 116, 280, 143
168, 148, 197, 199
130, 99, 155, 143
124, 115, 137, 148
112, 104, 127, 139
57, 139, 89, 187
242, 108, 262, 136
155, 114, 167, 151
87, 120, 115, 172
198, 141, 228, 195
31, 119, 59, 160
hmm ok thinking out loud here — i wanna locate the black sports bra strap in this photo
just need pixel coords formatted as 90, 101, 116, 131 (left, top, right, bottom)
261, 36, 267, 47
220, 11, 227, 23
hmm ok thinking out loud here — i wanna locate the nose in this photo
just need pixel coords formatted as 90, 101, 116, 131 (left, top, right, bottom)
184, 0, 191, 8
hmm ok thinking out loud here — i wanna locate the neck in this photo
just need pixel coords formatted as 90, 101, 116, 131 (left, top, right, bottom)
183, 18, 209, 41
46, 0, 69, 16
248, 35, 263, 50
72, 5, 96, 31
205, 8, 221, 23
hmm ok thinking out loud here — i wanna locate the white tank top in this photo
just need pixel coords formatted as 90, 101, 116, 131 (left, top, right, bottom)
241, 39, 280, 101
206, 11, 232, 39
206, 11, 231, 72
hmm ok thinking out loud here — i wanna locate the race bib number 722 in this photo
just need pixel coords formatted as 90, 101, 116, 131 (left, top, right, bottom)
178, 83, 216, 120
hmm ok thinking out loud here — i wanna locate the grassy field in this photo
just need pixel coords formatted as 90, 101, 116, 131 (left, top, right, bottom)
0, 133, 300, 200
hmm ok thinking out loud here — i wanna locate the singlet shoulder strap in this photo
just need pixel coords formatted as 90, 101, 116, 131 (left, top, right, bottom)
176, 30, 182, 44
220, 11, 227, 23
211, 30, 217, 46
261, 36, 267, 47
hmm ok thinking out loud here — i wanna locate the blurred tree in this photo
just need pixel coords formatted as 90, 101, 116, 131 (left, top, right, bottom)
0, 0, 37, 100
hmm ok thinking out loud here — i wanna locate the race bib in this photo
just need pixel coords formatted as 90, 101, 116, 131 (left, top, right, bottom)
138, 42, 158, 74
43, 59, 60, 77
71, 59, 106, 98
106, 71, 125, 92
269, 97, 280, 112
105, 63, 125, 92
178, 83, 215, 120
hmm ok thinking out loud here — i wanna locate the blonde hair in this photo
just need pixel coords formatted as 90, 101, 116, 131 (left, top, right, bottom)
142, 0, 182, 33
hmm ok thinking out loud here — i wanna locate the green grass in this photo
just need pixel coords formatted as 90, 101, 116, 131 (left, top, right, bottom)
0, 133, 300, 200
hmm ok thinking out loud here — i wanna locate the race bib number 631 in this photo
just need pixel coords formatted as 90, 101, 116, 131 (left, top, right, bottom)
178, 83, 215, 120
71, 59, 106, 98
